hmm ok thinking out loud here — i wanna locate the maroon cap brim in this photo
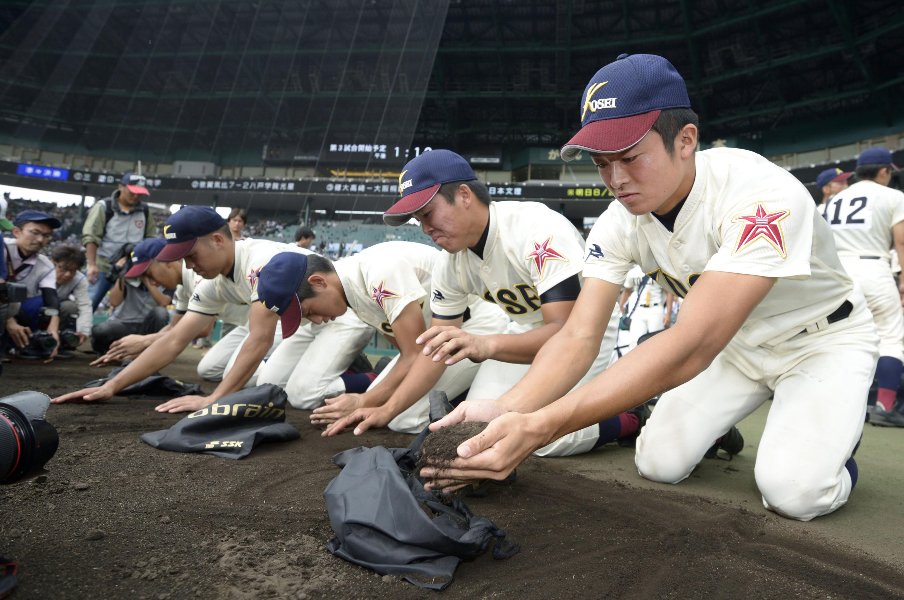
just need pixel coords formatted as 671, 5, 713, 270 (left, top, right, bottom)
155, 239, 197, 262
832, 172, 853, 182
383, 184, 441, 226
127, 185, 149, 196
124, 260, 152, 279
279, 295, 302, 339
560, 110, 661, 161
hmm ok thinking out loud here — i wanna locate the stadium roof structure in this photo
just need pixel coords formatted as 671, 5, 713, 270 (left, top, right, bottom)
0, 0, 902, 217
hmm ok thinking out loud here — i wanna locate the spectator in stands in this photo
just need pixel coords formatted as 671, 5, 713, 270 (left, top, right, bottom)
295, 225, 316, 249
82, 172, 157, 310
90, 238, 170, 356
815, 167, 852, 207
4, 211, 62, 359
51, 245, 92, 352
227, 208, 247, 241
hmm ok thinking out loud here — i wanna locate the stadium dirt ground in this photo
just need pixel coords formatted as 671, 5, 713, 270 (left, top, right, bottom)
3, 348, 904, 599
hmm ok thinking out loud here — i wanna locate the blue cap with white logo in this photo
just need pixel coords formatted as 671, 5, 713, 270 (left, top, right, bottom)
561, 53, 691, 161
124, 237, 167, 278
383, 149, 477, 226
257, 252, 310, 338
156, 206, 227, 262
857, 147, 898, 170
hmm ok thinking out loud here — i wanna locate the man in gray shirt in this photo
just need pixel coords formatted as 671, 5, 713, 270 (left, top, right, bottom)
82, 172, 157, 309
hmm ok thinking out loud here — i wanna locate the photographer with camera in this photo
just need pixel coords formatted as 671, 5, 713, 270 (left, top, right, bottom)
90, 237, 171, 356
82, 172, 157, 310
51, 245, 92, 355
3, 211, 62, 360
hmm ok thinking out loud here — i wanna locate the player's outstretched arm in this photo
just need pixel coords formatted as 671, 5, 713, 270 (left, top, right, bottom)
53, 311, 212, 405
419, 300, 575, 366
155, 304, 277, 413
311, 302, 425, 426
321, 314, 462, 437
426, 272, 776, 488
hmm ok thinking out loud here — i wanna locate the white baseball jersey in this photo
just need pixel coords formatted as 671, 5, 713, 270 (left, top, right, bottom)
188, 239, 312, 316
430, 201, 586, 326
822, 179, 904, 361
430, 200, 620, 458
623, 265, 666, 307
584, 147, 877, 521
585, 148, 854, 348
822, 179, 904, 258
174, 264, 248, 326
257, 240, 509, 432
335, 241, 437, 337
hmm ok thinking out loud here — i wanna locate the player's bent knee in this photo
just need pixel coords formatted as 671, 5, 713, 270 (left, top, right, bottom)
755, 468, 847, 522
635, 445, 696, 484
196, 362, 225, 381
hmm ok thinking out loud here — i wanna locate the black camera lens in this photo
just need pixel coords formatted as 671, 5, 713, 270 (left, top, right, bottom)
0, 393, 59, 484
34, 333, 58, 352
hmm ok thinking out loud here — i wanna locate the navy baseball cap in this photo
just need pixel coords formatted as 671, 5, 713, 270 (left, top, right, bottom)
257, 252, 310, 338
124, 237, 167, 278
13, 210, 61, 229
157, 206, 227, 262
857, 147, 898, 170
121, 172, 150, 196
561, 53, 691, 161
815, 167, 853, 188
383, 150, 477, 226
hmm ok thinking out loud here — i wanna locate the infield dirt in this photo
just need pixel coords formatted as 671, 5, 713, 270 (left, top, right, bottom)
3, 349, 904, 599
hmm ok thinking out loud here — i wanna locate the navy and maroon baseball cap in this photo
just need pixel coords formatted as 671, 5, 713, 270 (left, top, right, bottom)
815, 167, 853, 189
13, 210, 61, 229
156, 206, 227, 262
121, 172, 150, 196
561, 53, 692, 161
124, 237, 167, 278
257, 252, 310, 338
857, 147, 899, 170
383, 150, 477, 226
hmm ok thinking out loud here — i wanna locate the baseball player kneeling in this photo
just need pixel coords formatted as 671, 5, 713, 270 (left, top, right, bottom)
422, 53, 877, 522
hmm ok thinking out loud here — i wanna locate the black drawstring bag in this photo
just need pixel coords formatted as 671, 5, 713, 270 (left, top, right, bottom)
324, 427, 520, 591
140, 384, 299, 459
86, 365, 203, 398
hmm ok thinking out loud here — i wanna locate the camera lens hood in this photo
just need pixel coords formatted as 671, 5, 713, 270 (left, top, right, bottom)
0, 392, 59, 484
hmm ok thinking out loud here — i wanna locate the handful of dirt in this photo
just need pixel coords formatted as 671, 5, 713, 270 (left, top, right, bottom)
416, 421, 488, 474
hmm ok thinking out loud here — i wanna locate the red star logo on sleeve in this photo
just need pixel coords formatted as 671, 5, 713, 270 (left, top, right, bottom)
371, 281, 398, 310
527, 237, 566, 276
247, 267, 262, 288
733, 203, 790, 258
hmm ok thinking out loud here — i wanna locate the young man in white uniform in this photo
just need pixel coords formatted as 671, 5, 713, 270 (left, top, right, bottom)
617, 265, 671, 353
423, 54, 877, 521
90, 245, 279, 383
53, 206, 310, 412
256, 241, 507, 433
822, 147, 904, 427
324, 150, 642, 457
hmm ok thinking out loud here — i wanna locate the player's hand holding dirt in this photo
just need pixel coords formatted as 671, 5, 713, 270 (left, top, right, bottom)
417, 325, 494, 365
51, 384, 116, 404
421, 411, 547, 493
155, 394, 211, 414
310, 393, 366, 426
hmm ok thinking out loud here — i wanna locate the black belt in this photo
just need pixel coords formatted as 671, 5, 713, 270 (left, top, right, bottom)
799, 300, 852, 335
859, 255, 883, 260
640, 303, 661, 308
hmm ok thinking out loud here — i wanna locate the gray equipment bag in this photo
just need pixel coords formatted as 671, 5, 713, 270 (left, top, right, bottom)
324, 427, 519, 590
